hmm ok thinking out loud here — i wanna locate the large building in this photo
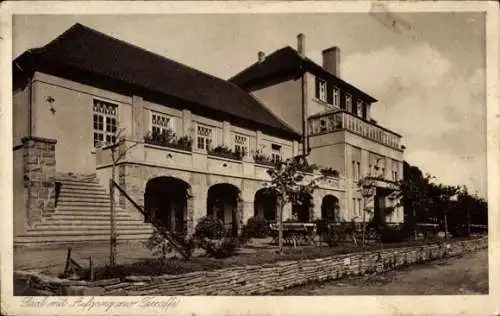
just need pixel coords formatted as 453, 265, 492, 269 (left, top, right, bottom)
12, 24, 403, 246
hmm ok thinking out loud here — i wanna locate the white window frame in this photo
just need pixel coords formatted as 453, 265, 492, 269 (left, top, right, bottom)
333, 86, 340, 107
356, 100, 363, 117
150, 111, 175, 135
271, 144, 282, 164
93, 99, 118, 148
196, 124, 214, 151
234, 133, 249, 156
345, 93, 353, 111
318, 78, 327, 102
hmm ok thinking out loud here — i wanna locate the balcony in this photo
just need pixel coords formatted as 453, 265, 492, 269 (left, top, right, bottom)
308, 110, 403, 151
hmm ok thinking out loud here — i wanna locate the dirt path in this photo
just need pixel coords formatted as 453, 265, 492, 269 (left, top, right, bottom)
270, 249, 488, 295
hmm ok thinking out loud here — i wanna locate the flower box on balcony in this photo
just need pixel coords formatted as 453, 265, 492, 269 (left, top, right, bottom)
144, 130, 193, 152
208, 146, 245, 161
253, 154, 275, 166
320, 167, 340, 178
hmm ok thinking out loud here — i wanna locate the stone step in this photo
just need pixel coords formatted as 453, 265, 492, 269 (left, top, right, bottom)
56, 197, 111, 204
15, 232, 152, 244
53, 208, 132, 215
34, 222, 150, 229
57, 190, 109, 197
25, 225, 153, 233
48, 214, 133, 221
57, 200, 113, 206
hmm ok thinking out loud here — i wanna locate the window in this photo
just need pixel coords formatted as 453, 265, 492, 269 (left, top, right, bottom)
197, 125, 213, 151
333, 86, 340, 107
358, 198, 363, 218
234, 134, 249, 156
320, 119, 327, 132
356, 100, 363, 117
352, 198, 357, 217
368, 164, 372, 177
317, 78, 327, 102
151, 112, 173, 135
271, 144, 282, 164
93, 99, 118, 148
357, 162, 361, 181
345, 93, 352, 111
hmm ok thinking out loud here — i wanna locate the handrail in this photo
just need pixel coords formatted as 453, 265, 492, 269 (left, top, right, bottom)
111, 179, 190, 259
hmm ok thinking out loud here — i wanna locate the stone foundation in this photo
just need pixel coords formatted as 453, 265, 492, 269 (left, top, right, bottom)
15, 237, 487, 296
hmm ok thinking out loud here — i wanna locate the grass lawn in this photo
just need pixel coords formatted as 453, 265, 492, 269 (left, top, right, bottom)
89, 236, 478, 281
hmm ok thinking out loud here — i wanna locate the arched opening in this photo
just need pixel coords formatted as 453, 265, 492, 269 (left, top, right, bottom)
292, 193, 313, 222
207, 183, 241, 236
144, 177, 191, 236
321, 195, 339, 222
254, 188, 278, 222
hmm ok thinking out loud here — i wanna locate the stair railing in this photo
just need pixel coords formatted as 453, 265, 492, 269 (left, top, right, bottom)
110, 179, 191, 259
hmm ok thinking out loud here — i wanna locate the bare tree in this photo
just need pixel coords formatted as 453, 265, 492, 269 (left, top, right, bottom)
105, 128, 139, 267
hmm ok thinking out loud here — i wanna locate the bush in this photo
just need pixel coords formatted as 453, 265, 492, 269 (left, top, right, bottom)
193, 217, 226, 239
200, 237, 240, 258
245, 216, 270, 238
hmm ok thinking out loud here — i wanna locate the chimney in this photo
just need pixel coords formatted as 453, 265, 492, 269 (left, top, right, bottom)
258, 51, 266, 63
297, 33, 305, 57
322, 46, 340, 77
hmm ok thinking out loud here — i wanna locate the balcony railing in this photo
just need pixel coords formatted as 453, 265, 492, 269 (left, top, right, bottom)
308, 110, 402, 150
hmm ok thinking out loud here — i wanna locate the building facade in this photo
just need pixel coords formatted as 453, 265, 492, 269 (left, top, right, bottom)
13, 24, 403, 245
230, 33, 405, 225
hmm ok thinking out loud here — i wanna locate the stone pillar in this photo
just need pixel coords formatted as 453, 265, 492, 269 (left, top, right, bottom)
22, 136, 57, 226
256, 130, 263, 150
384, 157, 392, 180
131, 96, 145, 141
361, 149, 369, 178
292, 140, 299, 157
182, 109, 192, 138
222, 121, 232, 148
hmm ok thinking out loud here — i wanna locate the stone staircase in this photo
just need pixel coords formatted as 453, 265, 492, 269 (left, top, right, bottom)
15, 173, 154, 247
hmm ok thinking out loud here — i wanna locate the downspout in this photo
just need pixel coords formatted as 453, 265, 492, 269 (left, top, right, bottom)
28, 75, 33, 137
301, 70, 306, 157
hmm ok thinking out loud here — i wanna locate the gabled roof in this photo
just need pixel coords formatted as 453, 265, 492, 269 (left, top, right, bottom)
229, 46, 378, 103
13, 23, 300, 140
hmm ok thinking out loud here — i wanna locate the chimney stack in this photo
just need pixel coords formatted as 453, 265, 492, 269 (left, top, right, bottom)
322, 46, 340, 77
258, 51, 266, 63
297, 33, 305, 57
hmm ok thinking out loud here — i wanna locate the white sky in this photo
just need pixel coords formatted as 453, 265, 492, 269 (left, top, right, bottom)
12, 13, 487, 198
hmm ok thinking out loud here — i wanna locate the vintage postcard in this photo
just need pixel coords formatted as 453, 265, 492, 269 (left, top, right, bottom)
1, 1, 499, 315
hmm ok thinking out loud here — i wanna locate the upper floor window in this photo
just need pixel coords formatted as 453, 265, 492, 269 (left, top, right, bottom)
271, 144, 282, 164
93, 99, 118, 148
345, 93, 352, 111
151, 112, 174, 135
333, 86, 340, 107
197, 125, 213, 151
234, 134, 249, 156
316, 78, 327, 102
356, 100, 363, 118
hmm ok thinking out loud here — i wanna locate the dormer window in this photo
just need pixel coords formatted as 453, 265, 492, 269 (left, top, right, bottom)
316, 78, 327, 102
333, 86, 340, 107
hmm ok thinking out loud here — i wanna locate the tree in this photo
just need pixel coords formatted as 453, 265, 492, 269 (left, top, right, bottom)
105, 128, 139, 267
265, 155, 323, 253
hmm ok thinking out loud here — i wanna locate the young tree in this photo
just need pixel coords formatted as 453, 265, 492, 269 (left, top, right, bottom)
104, 128, 139, 267
265, 155, 323, 253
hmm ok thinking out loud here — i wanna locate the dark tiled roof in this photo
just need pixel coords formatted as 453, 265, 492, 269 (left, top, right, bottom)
230, 46, 377, 103
13, 23, 300, 139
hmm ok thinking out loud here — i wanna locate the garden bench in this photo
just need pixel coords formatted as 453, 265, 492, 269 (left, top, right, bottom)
269, 222, 317, 247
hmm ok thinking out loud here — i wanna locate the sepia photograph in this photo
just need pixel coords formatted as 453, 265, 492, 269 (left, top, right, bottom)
2, 1, 499, 315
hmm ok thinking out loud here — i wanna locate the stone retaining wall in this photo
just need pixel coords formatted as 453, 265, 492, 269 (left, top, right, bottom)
15, 237, 487, 296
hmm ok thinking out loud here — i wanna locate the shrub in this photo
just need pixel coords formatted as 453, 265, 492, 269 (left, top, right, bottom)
245, 216, 270, 238
193, 217, 226, 239
200, 237, 240, 258
320, 167, 340, 178
208, 145, 245, 160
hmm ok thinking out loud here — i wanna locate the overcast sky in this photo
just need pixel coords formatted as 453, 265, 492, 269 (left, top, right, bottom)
12, 13, 487, 198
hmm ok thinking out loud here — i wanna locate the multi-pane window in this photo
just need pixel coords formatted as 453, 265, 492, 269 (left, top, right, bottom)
197, 125, 213, 151
352, 160, 361, 181
234, 134, 249, 156
271, 144, 282, 164
318, 79, 327, 102
345, 93, 352, 112
151, 112, 173, 135
333, 86, 340, 107
356, 100, 363, 117
93, 99, 118, 148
